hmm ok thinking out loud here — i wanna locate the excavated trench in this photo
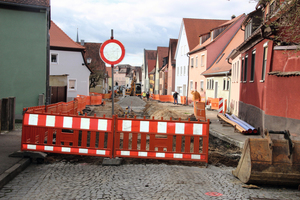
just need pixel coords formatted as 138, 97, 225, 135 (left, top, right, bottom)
45, 96, 241, 167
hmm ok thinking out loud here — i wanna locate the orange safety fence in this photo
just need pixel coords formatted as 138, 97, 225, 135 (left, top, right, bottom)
159, 95, 173, 102
115, 115, 210, 163
21, 112, 114, 158
194, 101, 206, 121
25, 93, 104, 115
22, 112, 210, 163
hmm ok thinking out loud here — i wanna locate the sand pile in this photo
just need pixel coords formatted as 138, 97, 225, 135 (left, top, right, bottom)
117, 96, 146, 107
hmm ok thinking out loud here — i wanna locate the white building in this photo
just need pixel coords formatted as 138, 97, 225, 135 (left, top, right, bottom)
175, 18, 228, 97
49, 21, 92, 102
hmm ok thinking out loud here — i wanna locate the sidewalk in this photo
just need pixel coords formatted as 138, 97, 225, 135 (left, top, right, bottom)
0, 108, 262, 189
0, 128, 30, 189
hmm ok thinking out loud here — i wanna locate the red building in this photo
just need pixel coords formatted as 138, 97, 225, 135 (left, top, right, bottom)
231, 2, 300, 135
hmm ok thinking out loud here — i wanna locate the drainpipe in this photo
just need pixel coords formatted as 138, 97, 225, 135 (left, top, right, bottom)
45, 7, 50, 107
186, 53, 190, 105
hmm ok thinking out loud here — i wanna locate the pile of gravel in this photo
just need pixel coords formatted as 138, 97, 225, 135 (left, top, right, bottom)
117, 96, 146, 107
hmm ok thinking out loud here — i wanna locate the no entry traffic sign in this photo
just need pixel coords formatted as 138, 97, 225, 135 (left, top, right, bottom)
99, 39, 125, 65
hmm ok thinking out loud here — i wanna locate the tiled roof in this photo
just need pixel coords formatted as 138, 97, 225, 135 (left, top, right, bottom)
183, 18, 228, 51
81, 42, 106, 72
145, 49, 157, 60
50, 21, 85, 50
169, 39, 178, 65
189, 14, 245, 54
157, 46, 168, 70
148, 60, 156, 76
202, 29, 244, 76
0, 0, 49, 7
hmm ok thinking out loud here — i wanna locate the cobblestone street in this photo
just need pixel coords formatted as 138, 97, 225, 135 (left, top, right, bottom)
0, 162, 299, 200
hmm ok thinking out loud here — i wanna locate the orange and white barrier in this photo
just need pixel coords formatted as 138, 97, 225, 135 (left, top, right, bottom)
114, 116, 209, 163
22, 112, 114, 158
22, 111, 210, 163
211, 98, 224, 113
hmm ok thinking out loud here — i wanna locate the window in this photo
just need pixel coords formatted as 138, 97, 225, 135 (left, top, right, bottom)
181, 46, 183, 56
250, 50, 256, 81
200, 81, 204, 91
190, 80, 193, 90
236, 61, 239, 82
244, 55, 248, 82
195, 82, 197, 90
207, 79, 210, 89
223, 79, 226, 90
69, 79, 76, 90
196, 56, 198, 68
261, 45, 268, 81
207, 79, 214, 90
191, 58, 194, 68
201, 54, 205, 67
51, 54, 58, 63
241, 58, 244, 82
227, 79, 230, 90
232, 63, 236, 82
177, 67, 179, 76
180, 66, 182, 75
183, 66, 185, 76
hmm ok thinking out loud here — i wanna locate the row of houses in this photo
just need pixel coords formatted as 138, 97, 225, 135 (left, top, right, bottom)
142, 0, 300, 134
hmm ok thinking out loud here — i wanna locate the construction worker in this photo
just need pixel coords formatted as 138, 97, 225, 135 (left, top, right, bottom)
142, 91, 146, 99
146, 91, 150, 101
173, 91, 178, 105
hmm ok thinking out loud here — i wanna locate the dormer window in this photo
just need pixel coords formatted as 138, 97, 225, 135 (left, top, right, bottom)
87, 58, 92, 64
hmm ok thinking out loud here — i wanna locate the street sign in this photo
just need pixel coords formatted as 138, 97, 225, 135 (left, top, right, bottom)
99, 39, 125, 65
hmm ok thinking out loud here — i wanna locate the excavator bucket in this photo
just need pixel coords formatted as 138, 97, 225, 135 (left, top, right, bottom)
233, 130, 300, 186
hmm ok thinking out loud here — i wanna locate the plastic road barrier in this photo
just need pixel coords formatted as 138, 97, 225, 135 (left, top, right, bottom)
114, 116, 209, 163
22, 112, 114, 158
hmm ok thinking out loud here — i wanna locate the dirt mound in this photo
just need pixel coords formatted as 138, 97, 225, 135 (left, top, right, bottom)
117, 96, 146, 107
151, 109, 180, 120
90, 103, 124, 118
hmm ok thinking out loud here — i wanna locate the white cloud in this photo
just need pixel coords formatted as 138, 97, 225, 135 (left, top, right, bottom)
51, 0, 257, 66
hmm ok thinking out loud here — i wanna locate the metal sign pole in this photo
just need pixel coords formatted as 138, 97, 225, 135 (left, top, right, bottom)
111, 29, 114, 117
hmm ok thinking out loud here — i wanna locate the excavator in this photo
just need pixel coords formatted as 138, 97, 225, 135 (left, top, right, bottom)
125, 75, 142, 97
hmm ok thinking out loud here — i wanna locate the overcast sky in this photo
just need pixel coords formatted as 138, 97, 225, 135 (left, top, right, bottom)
51, 0, 257, 66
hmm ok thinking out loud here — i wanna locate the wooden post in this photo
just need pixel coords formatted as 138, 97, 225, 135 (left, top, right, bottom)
1, 98, 9, 131
8, 97, 15, 131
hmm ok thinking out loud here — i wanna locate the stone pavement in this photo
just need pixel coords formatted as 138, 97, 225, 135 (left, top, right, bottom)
1, 163, 299, 199
0, 104, 299, 198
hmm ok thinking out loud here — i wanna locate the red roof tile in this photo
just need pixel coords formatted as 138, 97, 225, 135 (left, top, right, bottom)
81, 42, 106, 72
189, 14, 245, 53
202, 29, 244, 75
183, 18, 228, 51
50, 21, 85, 50
169, 39, 178, 64
157, 46, 168, 70
148, 60, 156, 76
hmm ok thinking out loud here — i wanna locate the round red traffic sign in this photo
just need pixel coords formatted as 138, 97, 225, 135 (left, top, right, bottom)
99, 39, 125, 65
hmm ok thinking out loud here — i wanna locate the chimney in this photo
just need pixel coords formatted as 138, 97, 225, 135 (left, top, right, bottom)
81, 39, 85, 46
231, 15, 236, 19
